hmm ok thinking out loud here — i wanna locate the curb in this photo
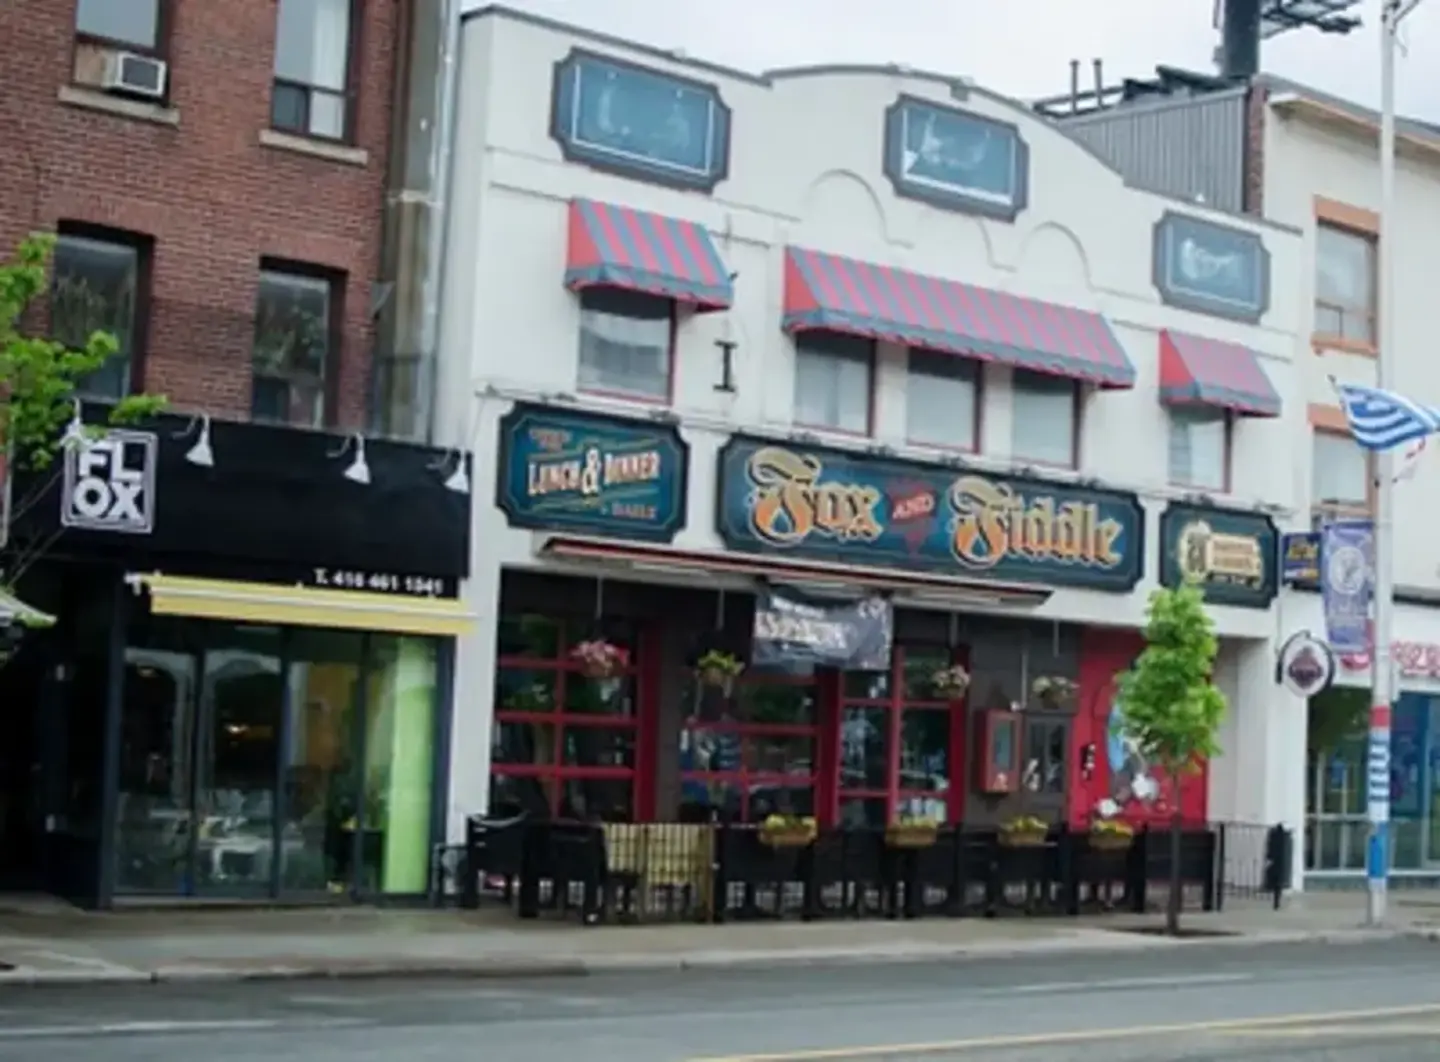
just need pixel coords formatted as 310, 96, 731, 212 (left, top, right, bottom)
0, 926, 1428, 988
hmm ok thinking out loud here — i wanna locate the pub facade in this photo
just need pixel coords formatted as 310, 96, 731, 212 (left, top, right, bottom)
434, 6, 1307, 865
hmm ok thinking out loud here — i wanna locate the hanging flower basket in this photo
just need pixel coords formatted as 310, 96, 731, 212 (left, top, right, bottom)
998, 815, 1050, 849
695, 649, 745, 694
570, 639, 629, 680
885, 818, 940, 849
759, 814, 817, 849
1089, 819, 1135, 852
1031, 675, 1078, 709
929, 664, 971, 699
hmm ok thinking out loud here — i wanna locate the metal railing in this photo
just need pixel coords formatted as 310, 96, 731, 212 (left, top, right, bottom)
457, 816, 1292, 925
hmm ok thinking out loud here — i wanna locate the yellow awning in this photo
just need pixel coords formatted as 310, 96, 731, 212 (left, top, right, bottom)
131, 573, 473, 637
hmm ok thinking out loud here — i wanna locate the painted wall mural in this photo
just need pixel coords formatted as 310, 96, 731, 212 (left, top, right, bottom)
1152, 211, 1270, 322
550, 49, 731, 191
883, 95, 1029, 220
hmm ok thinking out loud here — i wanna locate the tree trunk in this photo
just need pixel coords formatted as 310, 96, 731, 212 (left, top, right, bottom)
1167, 771, 1183, 936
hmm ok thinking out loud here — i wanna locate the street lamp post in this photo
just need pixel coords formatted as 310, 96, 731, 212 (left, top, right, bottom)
1368, 0, 1420, 927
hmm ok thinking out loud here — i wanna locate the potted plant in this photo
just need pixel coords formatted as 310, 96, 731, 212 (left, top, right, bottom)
1032, 675, 1078, 709
885, 815, 940, 849
759, 814, 817, 848
695, 649, 745, 694
570, 638, 629, 680
1089, 818, 1135, 851
998, 814, 1050, 848
930, 663, 971, 699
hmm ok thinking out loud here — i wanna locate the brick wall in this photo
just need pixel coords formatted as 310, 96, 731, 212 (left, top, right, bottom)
1242, 82, 1267, 217
0, 0, 397, 429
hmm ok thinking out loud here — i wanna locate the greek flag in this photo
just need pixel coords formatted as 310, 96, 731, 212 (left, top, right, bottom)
1334, 381, 1440, 452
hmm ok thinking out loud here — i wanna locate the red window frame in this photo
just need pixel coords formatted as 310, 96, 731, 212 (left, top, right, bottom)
835, 645, 968, 825
490, 615, 646, 821
678, 669, 826, 823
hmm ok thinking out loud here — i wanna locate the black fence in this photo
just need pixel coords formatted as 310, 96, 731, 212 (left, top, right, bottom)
458, 817, 1292, 926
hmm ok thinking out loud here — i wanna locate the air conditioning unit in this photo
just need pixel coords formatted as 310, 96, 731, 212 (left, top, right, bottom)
101, 51, 168, 100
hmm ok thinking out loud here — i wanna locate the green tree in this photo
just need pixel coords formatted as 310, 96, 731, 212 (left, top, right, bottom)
1115, 580, 1228, 935
1, 233, 165, 597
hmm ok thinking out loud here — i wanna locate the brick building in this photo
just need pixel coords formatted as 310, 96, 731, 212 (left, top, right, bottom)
0, 1, 475, 908
0, 0, 397, 428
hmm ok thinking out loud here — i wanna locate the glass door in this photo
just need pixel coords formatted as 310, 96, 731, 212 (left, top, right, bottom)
115, 643, 199, 894
838, 646, 961, 826
678, 667, 820, 822
190, 628, 283, 896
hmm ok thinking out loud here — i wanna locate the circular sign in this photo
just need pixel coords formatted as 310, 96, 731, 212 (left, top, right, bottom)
1276, 631, 1336, 698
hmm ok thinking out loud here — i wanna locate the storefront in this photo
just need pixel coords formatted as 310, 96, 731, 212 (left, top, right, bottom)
0, 408, 471, 906
465, 404, 1282, 836
1278, 537, 1440, 884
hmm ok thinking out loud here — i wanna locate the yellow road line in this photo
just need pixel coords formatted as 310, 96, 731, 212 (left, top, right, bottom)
689, 1002, 1440, 1061
1238, 1022, 1440, 1039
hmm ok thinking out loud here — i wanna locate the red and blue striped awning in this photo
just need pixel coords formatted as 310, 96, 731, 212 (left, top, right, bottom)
1160, 330, 1280, 417
782, 247, 1134, 389
565, 199, 733, 311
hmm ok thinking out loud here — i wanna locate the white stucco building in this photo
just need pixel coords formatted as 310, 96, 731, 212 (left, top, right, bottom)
1040, 62, 1440, 882
1262, 85, 1440, 879
434, 5, 1306, 867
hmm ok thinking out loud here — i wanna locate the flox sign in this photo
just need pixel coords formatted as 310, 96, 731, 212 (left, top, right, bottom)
62, 429, 158, 534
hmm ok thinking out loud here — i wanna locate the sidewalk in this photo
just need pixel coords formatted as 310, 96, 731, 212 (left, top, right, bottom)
0, 891, 1435, 986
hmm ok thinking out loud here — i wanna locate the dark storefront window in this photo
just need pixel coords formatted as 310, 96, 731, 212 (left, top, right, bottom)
678, 669, 821, 823
839, 646, 960, 826
113, 618, 440, 897
491, 614, 639, 821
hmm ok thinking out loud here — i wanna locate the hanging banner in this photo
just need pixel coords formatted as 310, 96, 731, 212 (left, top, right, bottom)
751, 586, 893, 671
1321, 520, 1373, 656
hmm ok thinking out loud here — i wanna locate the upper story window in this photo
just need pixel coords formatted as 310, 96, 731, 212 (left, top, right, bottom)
1311, 430, 1371, 523
252, 264, 336, 428
1168, 408, 1231, 493
75, 0, 161, 52
1315, 223, 1376, 346
1011, 370, 1077, 467
51, 227, 148, 400
793, 332, 873, 436
906, 349, 979, 451
577, 288, 673, 403
272, 0, 355, 142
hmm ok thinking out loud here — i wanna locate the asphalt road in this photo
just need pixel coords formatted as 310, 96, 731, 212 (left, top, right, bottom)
2, 939, 1439, 1061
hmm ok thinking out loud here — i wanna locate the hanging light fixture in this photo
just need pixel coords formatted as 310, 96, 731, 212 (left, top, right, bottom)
443, 452, 469, 494
183, 414, 214, 468
328, 434, 370, 485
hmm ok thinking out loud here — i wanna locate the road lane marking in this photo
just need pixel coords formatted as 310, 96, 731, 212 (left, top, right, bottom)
290, 988, 607, 1007
1008, 972, 1254, 994
0, 1018, 368, 1040
1237, 1022, 1440, 1039
688, 1001, 1440, 1061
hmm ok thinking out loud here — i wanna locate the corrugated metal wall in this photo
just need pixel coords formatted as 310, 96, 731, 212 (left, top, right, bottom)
1052, 89, 1248, 214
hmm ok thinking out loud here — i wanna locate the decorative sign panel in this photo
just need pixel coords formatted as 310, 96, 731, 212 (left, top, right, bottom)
715, 437, 1143, 591
1153, 211, 1270, 322
1280, 531, 1320, 585
883, 95, 1029, 221
1158, 502, 1278, 608
495, 403, 688, 542
550, 49, 731, 192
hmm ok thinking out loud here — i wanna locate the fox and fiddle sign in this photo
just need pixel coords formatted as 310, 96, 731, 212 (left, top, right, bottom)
714, 438, 1144, 590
